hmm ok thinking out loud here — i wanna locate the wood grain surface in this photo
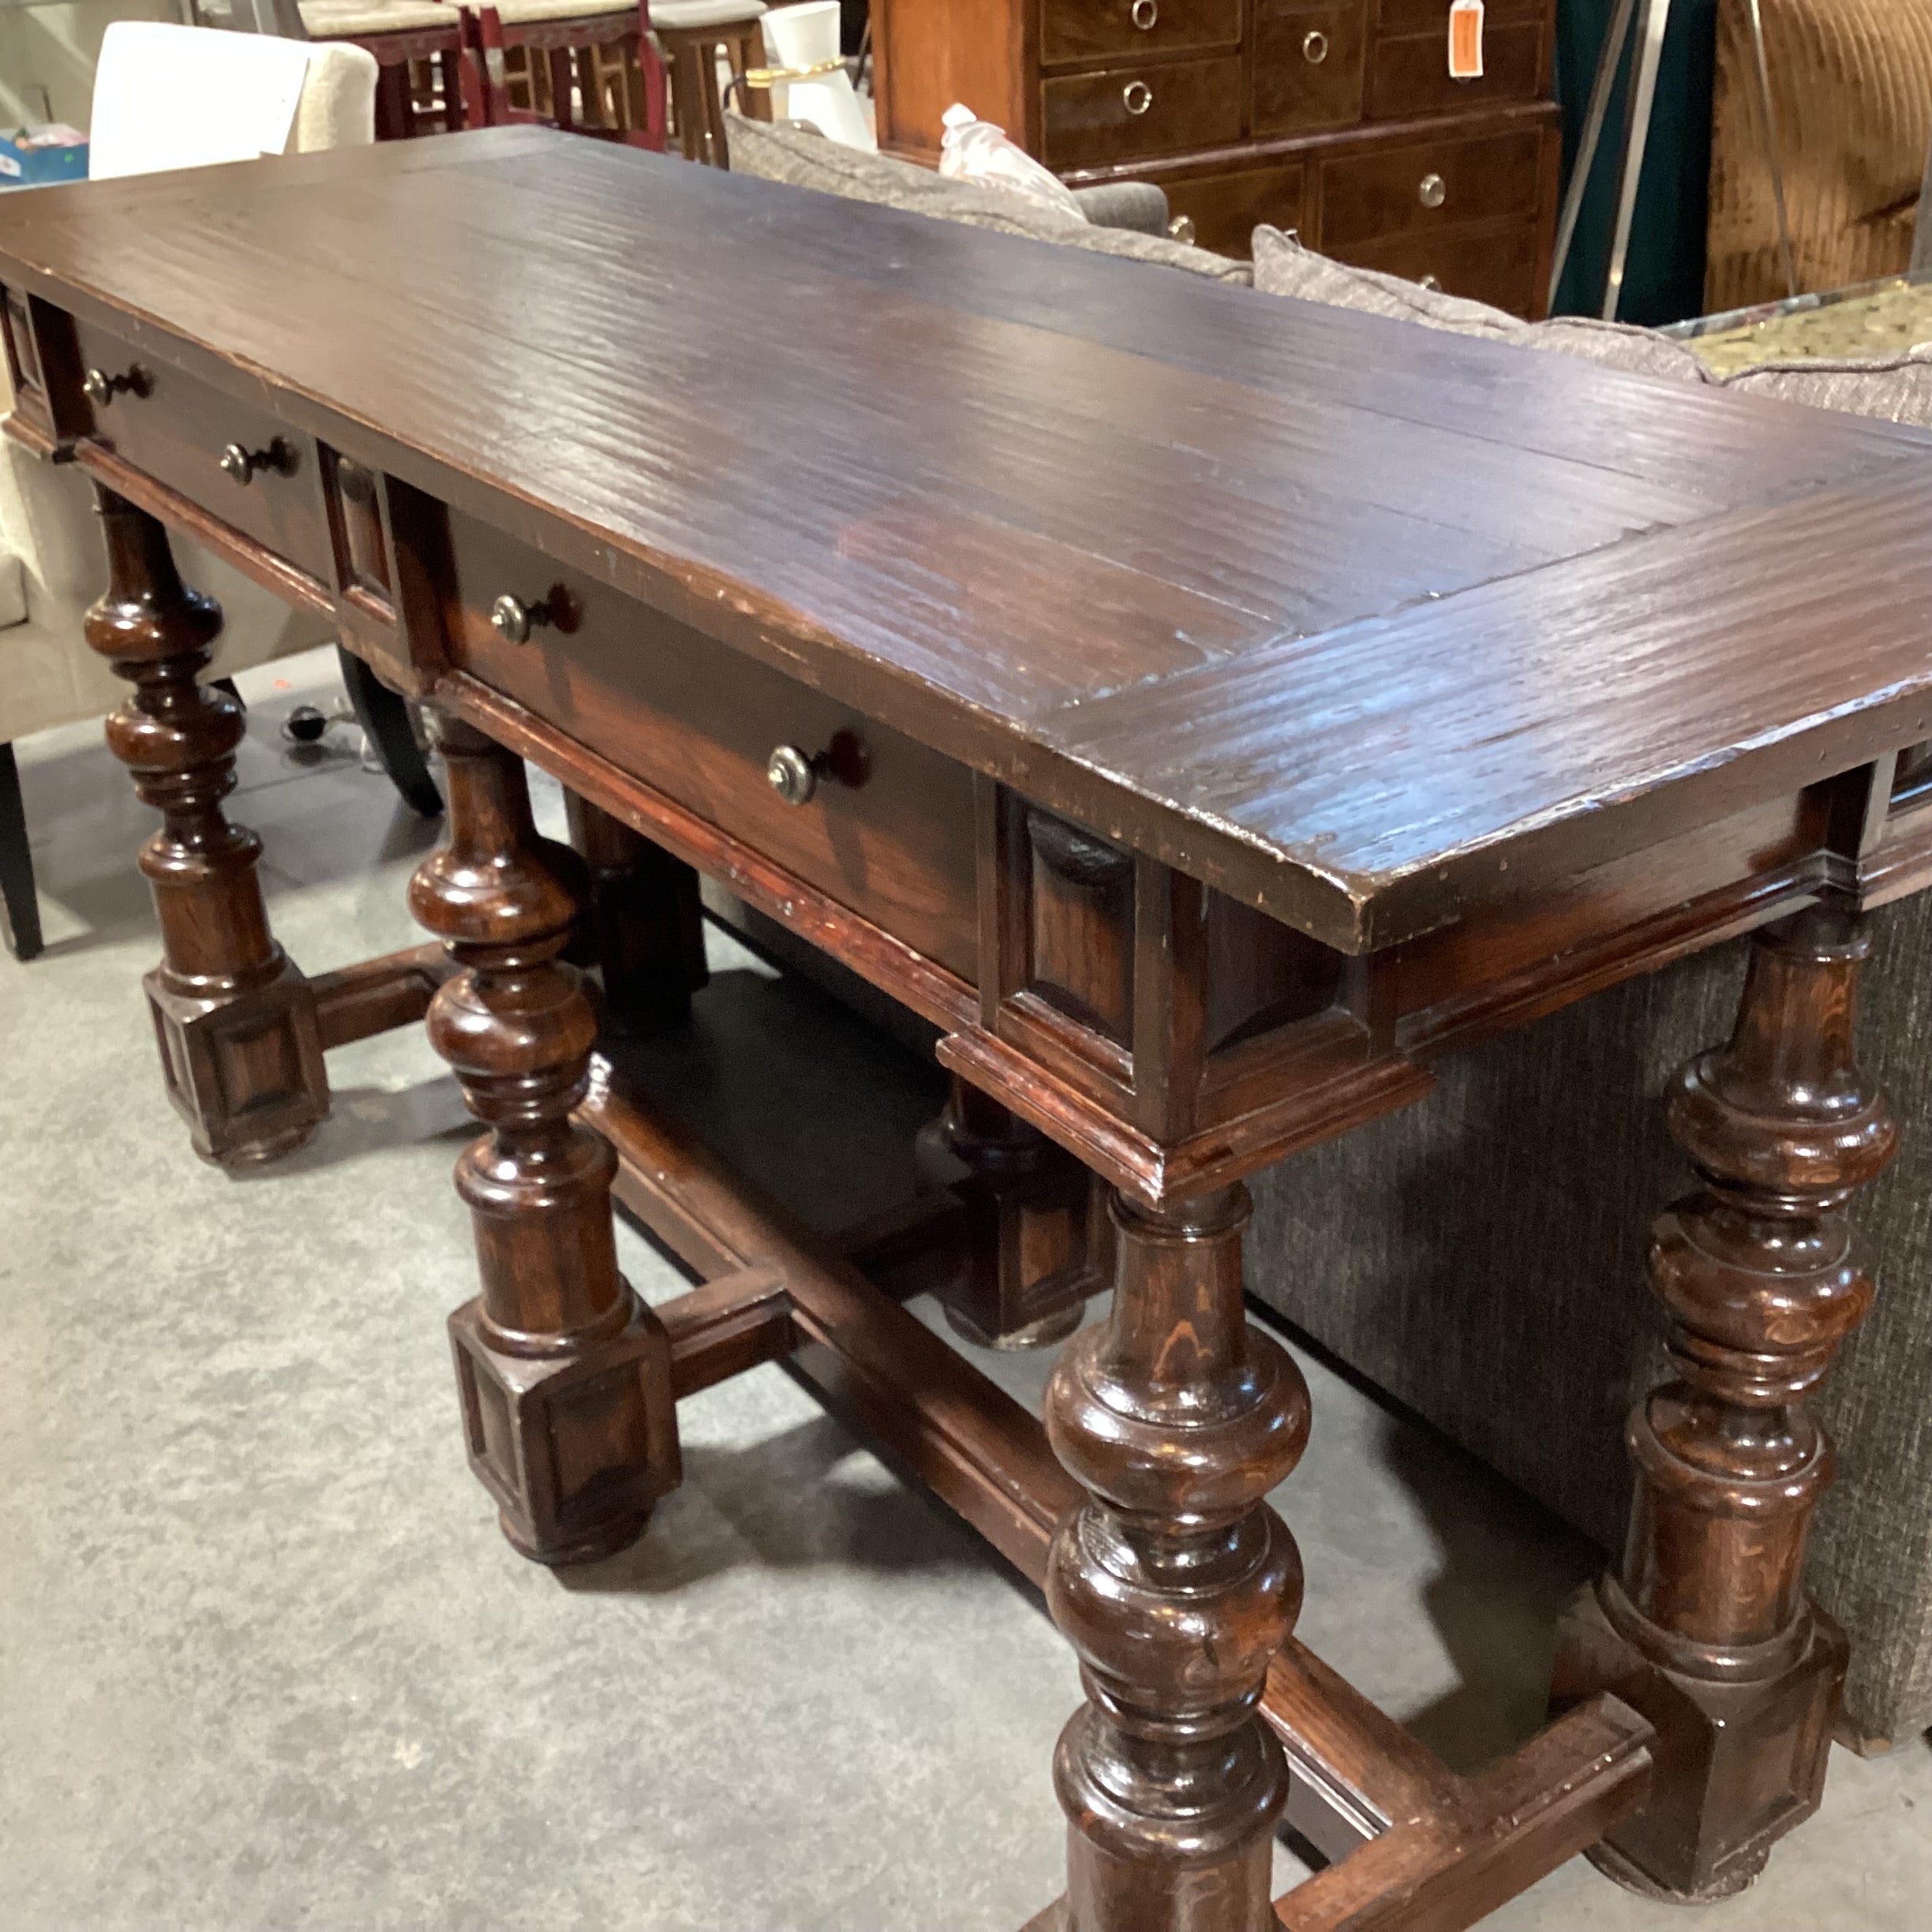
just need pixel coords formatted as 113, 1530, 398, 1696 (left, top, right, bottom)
4, 129, 1930, 950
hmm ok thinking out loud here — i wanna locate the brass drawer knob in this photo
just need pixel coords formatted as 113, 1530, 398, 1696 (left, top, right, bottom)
1418, 273, 1443, 292
1166, 213, 1196, 245
490, 592, 553, 645
82, 364, 148, 407
1122, 79, 1153, 115
1131, 0, 1157, 28
1418, 171, 1447, 210
219, 438, 294, 485
1303, 28, 1328, 62
767, 743, 822, 806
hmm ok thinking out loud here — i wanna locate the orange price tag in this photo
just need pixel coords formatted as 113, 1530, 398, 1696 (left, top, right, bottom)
1449, 0, 1485, 80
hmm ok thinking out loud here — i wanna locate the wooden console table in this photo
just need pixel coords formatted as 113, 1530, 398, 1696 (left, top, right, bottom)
6, 128, 1931, 1926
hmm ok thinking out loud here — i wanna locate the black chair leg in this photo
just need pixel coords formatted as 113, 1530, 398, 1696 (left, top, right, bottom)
0, 741, 44, 961
336, 645, 443, 817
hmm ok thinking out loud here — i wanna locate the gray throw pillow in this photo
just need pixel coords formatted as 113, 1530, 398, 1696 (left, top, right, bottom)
1249, 224, 1710, 384
728, 118, 1252, 285
1715, 350, 1932, 429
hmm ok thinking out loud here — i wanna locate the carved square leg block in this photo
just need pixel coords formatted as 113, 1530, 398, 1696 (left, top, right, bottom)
144, 960, 328, 1166
449, 1287, 680, 1567
1552, 1582, 1846, 1901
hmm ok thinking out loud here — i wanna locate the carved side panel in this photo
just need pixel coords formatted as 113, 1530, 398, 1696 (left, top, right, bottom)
324, 449, 395, 608
1027, 805, 1136, 1046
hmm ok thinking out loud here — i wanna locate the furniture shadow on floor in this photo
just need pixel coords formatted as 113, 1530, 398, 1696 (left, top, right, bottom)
1255, 1304, 1604, 1780
601, 956, 949, 1234
554, 1406, 1017, 1598
224, 1076, 474, 1179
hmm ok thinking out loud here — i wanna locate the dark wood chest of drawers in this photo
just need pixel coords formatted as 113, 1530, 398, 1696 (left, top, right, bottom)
874, 0, 1560, 314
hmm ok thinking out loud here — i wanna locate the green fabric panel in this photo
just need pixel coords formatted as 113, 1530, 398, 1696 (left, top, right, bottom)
1554, 0, 1718, 323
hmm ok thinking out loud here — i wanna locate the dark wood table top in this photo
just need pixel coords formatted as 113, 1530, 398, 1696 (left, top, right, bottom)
5, 127, 1930, 950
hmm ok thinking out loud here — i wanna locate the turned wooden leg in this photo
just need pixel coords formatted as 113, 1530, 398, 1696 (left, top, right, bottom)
1040, 1184, 1309, 1932
410, 716, 679, 1565
915, 1074, 1106, 1349
1552, 904, 1896, 1900
564, 791, 706, 1035
86, 487, 326, 1166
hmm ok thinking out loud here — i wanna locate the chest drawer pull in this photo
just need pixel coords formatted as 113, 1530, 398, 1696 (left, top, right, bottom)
1418, 171, 1447, 209
1418, 273, 1443, 291
219, 437, 295, 485
1303, 28, 1328, 62
1123, 78, 1153, 114
82, 364, 149, 406
1131, 0, 1158, 27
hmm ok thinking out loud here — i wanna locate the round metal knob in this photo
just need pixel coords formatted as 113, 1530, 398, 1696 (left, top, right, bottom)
1166, 213, 1196, 245
1303, 28, 1329, 62
490, 592, 552, 646
766, 743, 819, 806
1122, 79, 1153, 115
1130, 0, 1157, 28
219, 439, 290, 485
82, 365, 144, 407
1418, 273, 1443, 292
1418, 172, 1447, 210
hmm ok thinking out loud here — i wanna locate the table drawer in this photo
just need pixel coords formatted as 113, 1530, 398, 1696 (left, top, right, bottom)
69, 316, 334, 586
1254, 3, 1368, 137
1332, 217, 1542, 316
1042, 0, 1240, 69
1367, 22, 1545, 120
1162, 160, 1308, 258
444, 512, 981, 984
1042, 55, 1242, 169
1317, 125, 1542, 248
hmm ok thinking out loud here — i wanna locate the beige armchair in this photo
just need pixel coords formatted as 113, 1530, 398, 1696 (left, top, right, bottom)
0, 28, 383, 958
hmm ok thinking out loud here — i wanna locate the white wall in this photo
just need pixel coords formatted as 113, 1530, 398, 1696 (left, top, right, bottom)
1, 1, 183, 135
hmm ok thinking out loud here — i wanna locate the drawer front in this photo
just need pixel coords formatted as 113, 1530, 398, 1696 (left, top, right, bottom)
1368, 22, 1545, 120
1162, 162, 1308, 258
1042, 0, 1241, 69
1042, 55, 1242, 169
1332, 217, 1542, 316
70, 316, 334, 585
1377, 0, 1543, 31
1317, 125, 1541, 248
1254, 4, 1368, 137
445, 512, 981, 984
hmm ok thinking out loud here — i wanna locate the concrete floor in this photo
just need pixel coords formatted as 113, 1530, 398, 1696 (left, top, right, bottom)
3, 646, 1929, 1930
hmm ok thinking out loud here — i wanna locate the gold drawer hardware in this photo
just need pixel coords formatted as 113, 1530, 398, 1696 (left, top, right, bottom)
1123, 78, 1153, 114
1418, 171, 1447, 209
1131, 0, 1157, 28
1418, 273, 1443, 291
218, 438, 294, 485
81, 364, 148, 406
1303, 28, 1329, 62
1166, 213, 1196, 244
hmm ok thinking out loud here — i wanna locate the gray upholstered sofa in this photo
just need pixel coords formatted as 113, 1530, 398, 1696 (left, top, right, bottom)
722, 115, 1932, 1749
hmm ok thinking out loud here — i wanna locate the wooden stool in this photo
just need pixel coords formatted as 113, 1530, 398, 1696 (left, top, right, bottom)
294, 0, 485, 138
652, 0, 768, 168
470, 0, 666, 148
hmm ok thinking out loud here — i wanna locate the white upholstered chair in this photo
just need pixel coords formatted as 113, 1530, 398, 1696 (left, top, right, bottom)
0, 26, 387, 958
